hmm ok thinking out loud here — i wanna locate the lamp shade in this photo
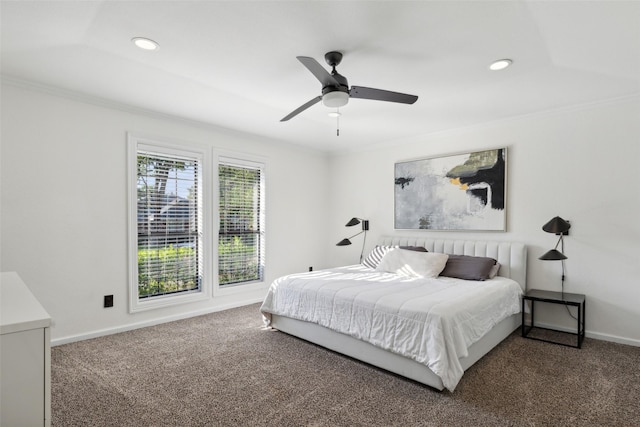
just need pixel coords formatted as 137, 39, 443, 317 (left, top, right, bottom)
542, 216, 571, 234
336, 238, 352, 246
539, 249, 568, 261
345, 218, 360, 227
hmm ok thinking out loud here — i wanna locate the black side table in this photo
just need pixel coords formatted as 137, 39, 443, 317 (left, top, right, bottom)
521, 289, 586, 348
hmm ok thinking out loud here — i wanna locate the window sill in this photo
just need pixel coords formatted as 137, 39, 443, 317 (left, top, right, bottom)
129, 289, 210, 313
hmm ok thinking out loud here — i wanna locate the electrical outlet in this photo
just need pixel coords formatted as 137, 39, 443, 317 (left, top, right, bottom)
104, 295, 114, 308
309, 266, 313, 272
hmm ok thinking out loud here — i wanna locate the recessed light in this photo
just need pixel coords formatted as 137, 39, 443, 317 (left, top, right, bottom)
489, 59, 512, 71
132, 37, 159, 51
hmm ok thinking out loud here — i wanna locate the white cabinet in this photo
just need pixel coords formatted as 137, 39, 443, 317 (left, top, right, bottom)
1, 272, 51, 427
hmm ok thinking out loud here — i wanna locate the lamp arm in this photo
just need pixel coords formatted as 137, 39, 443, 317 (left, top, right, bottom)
345, 230, 365, 240
553, 234, 563, 250
359, 230, 368, 263
555, 235, 566, 293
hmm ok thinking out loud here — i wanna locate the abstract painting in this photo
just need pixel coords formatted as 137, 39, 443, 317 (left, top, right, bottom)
394, 148, 506, 231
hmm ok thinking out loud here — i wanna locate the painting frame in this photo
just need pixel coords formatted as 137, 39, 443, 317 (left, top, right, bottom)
394, 147, 507, 231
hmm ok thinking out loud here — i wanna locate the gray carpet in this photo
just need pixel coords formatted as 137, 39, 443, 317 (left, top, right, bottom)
52, 303, 640, 426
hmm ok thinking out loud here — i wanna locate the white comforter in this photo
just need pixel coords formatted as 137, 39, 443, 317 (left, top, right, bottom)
260, 265, 522, 391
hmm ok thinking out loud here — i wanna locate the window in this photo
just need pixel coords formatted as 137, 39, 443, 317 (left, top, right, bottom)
128, 136, 264, 310
128, 135, 210, 312
218, 157, 265, 286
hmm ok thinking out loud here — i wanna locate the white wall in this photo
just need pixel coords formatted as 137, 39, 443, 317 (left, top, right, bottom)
0, 81, 330, 343
3, 80, 639, 347
327, 96, 640, 346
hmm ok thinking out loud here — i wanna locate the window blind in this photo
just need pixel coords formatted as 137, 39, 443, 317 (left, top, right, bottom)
137, 151, 202, 298
218, 159, 264, 286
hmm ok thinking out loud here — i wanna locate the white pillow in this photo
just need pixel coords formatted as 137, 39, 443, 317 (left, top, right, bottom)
376, 249, 449, 278
362, 245, 428, 269
362, 245, 395, 269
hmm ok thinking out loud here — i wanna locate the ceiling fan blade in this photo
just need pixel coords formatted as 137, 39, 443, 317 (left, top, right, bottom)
349, 86, 418, 104
297, 56, 339, 87
280, 96, 323, 122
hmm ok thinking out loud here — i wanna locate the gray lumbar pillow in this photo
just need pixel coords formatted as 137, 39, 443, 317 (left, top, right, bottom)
439, 255, 497, 281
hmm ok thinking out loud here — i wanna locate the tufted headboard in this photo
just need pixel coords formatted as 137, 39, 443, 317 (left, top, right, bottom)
377, 236, 527, 291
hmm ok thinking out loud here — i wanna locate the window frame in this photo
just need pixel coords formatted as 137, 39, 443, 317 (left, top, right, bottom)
214, 152, 266, 296
128, 134, 212, 313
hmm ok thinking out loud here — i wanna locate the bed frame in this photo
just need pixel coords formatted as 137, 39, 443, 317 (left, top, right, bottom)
270, 237, 527, 391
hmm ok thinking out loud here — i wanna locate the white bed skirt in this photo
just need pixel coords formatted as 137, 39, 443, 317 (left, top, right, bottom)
271, 312, 520, 391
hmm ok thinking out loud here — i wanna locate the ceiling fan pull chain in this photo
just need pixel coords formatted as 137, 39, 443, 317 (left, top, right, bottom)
336, 109, 340, 136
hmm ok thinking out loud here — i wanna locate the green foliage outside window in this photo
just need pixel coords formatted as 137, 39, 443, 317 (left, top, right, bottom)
138, 236, 260, 296
218, 235, 260, 285
138, 246, 199, 298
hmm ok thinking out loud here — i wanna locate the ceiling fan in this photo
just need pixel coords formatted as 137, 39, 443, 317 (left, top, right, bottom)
281, 51, 418, 122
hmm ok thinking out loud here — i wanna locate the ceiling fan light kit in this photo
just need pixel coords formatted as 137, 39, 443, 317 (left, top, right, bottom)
281, 51, 418, 122
323, 91, 349, 108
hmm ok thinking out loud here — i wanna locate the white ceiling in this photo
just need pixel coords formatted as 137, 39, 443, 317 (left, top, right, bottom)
2, 1, 639, 152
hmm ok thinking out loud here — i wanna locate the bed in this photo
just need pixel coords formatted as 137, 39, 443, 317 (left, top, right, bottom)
260, 237, 527, 391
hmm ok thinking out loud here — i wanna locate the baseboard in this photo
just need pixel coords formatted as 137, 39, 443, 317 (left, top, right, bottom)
51, 297, 264, 346
586, 330, 640, 347
532, 321, 640, 348
54, 305, 639, 348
